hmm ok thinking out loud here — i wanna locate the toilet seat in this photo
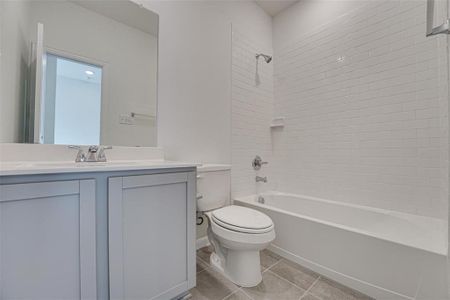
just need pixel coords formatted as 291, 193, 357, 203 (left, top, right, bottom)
207, 210, 275, 250
211, 205, 274, 234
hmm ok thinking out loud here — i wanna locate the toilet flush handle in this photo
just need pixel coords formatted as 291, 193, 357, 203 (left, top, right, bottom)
196, 175, 203, 200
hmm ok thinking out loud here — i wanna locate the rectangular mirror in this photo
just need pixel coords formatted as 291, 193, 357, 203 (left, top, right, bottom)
0, 0, 158, 147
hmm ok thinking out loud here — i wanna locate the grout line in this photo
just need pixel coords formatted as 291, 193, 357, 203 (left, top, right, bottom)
221, 288, 242, 300
196, 255, 210, 266
239, 287, 256, 300
196, 256, 211, 275
263, 257, 283, 272
196, 267, 209, 275
307, 276, 322, 293
299, 276, 322, 300
266, 258, 322, 294
266, 269, 312, 293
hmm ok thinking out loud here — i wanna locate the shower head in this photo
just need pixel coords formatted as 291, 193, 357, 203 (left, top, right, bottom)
256, 53, 272, 63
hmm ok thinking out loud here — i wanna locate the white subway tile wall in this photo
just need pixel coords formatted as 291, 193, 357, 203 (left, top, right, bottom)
273, 0, 448, 219
232, 29, 275, 197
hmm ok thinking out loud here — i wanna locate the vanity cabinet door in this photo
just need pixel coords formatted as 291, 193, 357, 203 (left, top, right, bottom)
108, 172, 196, 300
0, 180, 97, 300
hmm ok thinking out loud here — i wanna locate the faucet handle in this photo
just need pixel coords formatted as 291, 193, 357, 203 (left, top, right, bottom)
97, 146, 112, 162
252, 155, 268, 170
68, 145, 86, 162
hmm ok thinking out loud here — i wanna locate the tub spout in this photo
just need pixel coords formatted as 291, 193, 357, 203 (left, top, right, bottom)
256, 176, 267, 183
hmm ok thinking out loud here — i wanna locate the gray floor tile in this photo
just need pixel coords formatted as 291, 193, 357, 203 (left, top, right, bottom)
242, 270, 306, 300
193, 251, 374, 300
301, 293, 321, 300
309, 277, 374, 300
223, 290, 253, 300
270, 259, 319, 290
197, 246, 213, 265
260, 249, 282, 270
190, 267, 239, 300
197, 256, 209, 273
189, 288, 214, 300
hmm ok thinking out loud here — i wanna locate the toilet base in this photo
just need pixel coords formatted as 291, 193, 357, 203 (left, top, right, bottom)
203, 209, 275, 288
210, 249, 263, 287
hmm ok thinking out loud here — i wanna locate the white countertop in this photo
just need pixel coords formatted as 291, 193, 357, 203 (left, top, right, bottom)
0, 160, 199, 176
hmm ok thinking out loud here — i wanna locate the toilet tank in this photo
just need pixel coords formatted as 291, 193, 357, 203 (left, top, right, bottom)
197, 164, 231, 212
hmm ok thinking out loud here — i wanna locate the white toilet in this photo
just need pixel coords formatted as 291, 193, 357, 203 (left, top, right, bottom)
197, 164, 275, 287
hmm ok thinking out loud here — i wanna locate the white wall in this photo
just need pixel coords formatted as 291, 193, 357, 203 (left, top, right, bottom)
140, 0, 272, 164
447, 3, 450, 289
273, 0, 364, 52
272, 0, 449, 219
0, 0, 30, 143
137, 0, 272, 239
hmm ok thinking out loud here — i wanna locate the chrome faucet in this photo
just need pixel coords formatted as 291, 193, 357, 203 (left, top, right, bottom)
256, 176, 267, 183
68, 145, 112, 163
86, 146, 99, 162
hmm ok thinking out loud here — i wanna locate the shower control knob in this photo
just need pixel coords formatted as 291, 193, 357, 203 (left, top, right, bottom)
252, 155, 268, 170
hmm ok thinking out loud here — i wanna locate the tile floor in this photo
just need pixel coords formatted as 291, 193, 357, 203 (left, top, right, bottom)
191, 246, 374, 300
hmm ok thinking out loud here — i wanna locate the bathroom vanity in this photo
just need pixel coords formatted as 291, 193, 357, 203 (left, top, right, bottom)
0, 146, 197, 300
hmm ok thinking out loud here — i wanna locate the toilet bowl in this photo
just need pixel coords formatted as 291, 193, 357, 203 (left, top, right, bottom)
197, 164, 276, 287
206, 205, 275, 287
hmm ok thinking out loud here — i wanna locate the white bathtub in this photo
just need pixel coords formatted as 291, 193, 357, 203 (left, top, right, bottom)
234, 192, 448, 300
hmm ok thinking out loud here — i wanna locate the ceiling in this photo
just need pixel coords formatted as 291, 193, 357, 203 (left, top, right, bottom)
71, 0, 159, 37
255, 0, 299, 17
54, 56, 103, 84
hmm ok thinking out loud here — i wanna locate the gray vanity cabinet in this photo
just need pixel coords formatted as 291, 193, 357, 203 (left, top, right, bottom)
0, 180, 97, 300
108, 172, 196, 300
0, 167, 196, 300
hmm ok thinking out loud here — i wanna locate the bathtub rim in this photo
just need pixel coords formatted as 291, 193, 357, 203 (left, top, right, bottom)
234, 191, 448, 256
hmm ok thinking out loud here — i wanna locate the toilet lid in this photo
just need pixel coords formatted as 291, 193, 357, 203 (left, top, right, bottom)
212, 205, 274, 233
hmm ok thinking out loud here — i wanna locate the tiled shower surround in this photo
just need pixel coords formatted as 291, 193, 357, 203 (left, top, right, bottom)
232, 29, 275, 197
266, 0, 448, 219
229, 1, 450, 298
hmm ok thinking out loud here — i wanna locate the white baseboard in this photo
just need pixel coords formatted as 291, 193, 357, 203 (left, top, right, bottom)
196, 236, 210, 250
268, 244, 413, 300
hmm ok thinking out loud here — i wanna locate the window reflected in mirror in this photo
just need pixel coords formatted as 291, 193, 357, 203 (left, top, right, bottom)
42, 54, 102, 145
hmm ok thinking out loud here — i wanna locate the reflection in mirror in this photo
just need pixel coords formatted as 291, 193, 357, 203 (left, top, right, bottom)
0, 0, 158, 146
42, 54, 102, 145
